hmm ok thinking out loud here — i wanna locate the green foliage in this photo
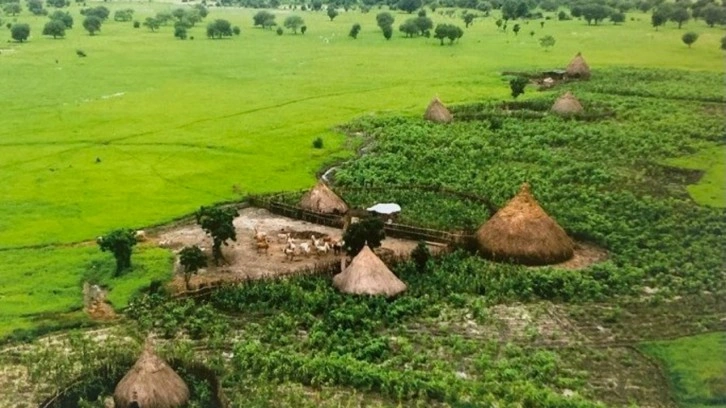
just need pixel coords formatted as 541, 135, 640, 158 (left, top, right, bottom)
433, 23, 463, 45
97, 228, 137, 275
651, 7, 668, 30
410, 241, 431, 272
376, 11, 394, 29
3, 3, 21, 16
581, 3, 613, 25
399, 19, 419, 37
301, 25, 307, 35
327, 5, 339, 21
232, 26, 241, 36
253, 10, 276, 29
670, 6, 690, 29
81, 6, 109, 21
610, 11, 625, 24
82, 15, 102, 35
701, 4, 726, 27
207, 19, 233, 39
113, 9, 134, 22
284, 15, 304, 33
462, 11, 475, 28
195, 206, 238, 264
10, 23, 30, 42
509, 76, 528, 98
382, 24, 393, 40
681, 31, 699, 48
27, 0, 46, 15
349, 22, 361, 38
312, 137, 324, 148
49, 10, 73, 28
143, 17, 160, 32
174, 25, 187, 40
42, 18, 65, 38
397, 0, 422, 13
276, 26, 283, 35
539, 35, 556, 50
512, 23, 520, 35
342, 216, 385, 255
722, 35, 726, 50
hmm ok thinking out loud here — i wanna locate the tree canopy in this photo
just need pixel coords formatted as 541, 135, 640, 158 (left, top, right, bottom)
343, 217, 385, 256
253, 10, 276, 29
195, 206, 238, 264
283, 15, 304, 33
97, 229, 137, 275
207, 19, 233, 38
11, 23, 30, 42
681, 31, 699, 48
433, 23, 463, 45
42, 19, 66, 38
50, 10, 73, 28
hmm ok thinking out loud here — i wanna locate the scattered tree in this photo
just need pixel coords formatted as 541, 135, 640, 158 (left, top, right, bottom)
83, 15, 102, 35
133, 20, 140, 28
327, 5, 339, 21
681, 31, 698, 47
410, 241, 431, 272
28, 0, 46, 15
113, 9, 134, 22
97, 229, 137, 275
174, 25, 187, 39
253, 10, 276, 29
513, 23, 520, 35
46, 0, 67, 8
50, 10, 73, 28
651, 7, 668, 30
3, 3, 22, 16
376, 12, 395, 29
343, 217, 385, 256
382, 24, 393, 39
82, 6, 109, 21
670, 6, 690, 28
284, 15, 304, 33
143, 17, 160, 32
414, 15, 432, 35
539, 34, 555, 50
312, 0, 323, 10
207, 18, 233, 38
179, 245, 207, 290
42, 19, 65, 38
509, 76, 528, 98
11, 23, 30, 42
463, 12, 475, 28
400, 19, 419, 37
610, 11, 626, 24
233, 25, 241, 35
301, 25, 307, 34
194, 4, 208, 18
276, 26, 283, 35
721, 35, 726, 50
349, 22, 361, 38
582, 4, 613, 25
495, 18, 503, 30
195, 206, 238, 265
398, 0, 422, 13
433, 23, 463, 45
701, 4, 725, 27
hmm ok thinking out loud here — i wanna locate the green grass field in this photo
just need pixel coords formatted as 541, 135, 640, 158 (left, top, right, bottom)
0, 3, 723, 337
665, 145, 726, 208
641, 333, 726, 408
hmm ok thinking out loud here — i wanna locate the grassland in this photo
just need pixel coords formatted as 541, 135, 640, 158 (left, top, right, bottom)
641, 333, 726, 408
665, 146, 726, 208
0, 2, 724, 339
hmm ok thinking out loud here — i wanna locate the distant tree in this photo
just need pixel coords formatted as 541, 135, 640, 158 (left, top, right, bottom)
50, 10, 73, 28
312, 0, 323, 10
582, 4, 613, 25
11, 23, 30, 42
155, 11, 173, 25
651, 7, 668, 30
284, 15, 304, 33
410, 241, 431, 272
721, 35, 726, 50
495, 18, 503, 29
301, 25, 307, 34
42, 19, 66, 37
434, 23, 463, 44
701, 4, 726, 27
276, 26, 283, 35
610, 11, 626, 24
539, 0, 558, 12
539, 34, 555, 50
207, 19, 233, 38
253, 10, 276, 28
414, 15, 432, 35
349, 22, 361, 38
462, 11, 475, 27
327, 5, 339, 20
28, 0, 46, 15
3, 3, 22, 16
558, 10, 570, 20
398, 0, 422, 13
530, 30, 535, 36
143, 17, 160, 32
195, 206, 238, 265
502, 0, 528, 19
670, 6, 690, 28
82, 6, 109, 20
46, 0, 66, 8
83, 15, 101, 35
509, 76, 528, 98
174, 25, 187, 39
233, 25, 240, 35
113, 9, 134, 22
382, 23, 393, 39
512, 22, 520, 34
133, 21, 140, 28
179, 245, 207, 290
400, 19, 418, 37
376, 11, 395, 29
97, 229, 137, 275
194, 4, 208, 18
343, 217, 385, 256
681, 31, 699, 47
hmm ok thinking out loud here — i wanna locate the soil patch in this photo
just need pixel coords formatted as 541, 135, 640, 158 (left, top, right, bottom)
543, 241, 609, 270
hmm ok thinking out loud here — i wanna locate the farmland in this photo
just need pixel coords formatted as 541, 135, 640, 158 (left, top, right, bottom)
0, 0, 724, 406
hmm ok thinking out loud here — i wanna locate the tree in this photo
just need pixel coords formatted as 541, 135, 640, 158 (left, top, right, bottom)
11, 23, 30, 42
651, 8, 668, 30
46, 0, 67, 8
610, 11, 626, 24
670, 6, 690, 28
382, 24, 393, 39
3, 3, 21, 16
174, 25, 187, 39
540, 0, 558, 12
509, 76, 528, 98
301, 25, 307, 34
155, 11, 173, 25
343, 217, 385, 256
253, 10, 276, 28
312, 0, 323, 10
398, 0, 422, 13
414, 16, 433, 35
207, 19, 233, 38
701, 4, 726, 27
284, 15, 304, 33
513, 23, 520, 35
143, 17, 160, 32
194, 4, 208, 18
582, 4, 613, 25
233, 26, 241, 35
28, 0, 46, 15
721, 35, 726, 50
410, 241, 431, 272
463, 12, 475, 28
179, 245, 207, 290
434, 23, 463, 45
195, 206, 238, 265
539, 34, 555, 50
349, 22, 361, 38
83, 15, 102, 35
97, 229, 137, 275
82, 6, 110, 21
681, 31, 699, 47
400, 19, 419, 37
276, 26, 283, 35
42, 19, 65, 38
376, 11, 395, 29
495, 18, 503, 29
50, 10, 73, 28
327, 5, 339, 21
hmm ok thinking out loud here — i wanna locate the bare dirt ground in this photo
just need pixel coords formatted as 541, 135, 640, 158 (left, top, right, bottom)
154, 207, 445, 294
545, 241, 609, 270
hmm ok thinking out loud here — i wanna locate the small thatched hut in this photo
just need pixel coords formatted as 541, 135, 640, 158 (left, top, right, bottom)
424, 97, 453, 123
299, 181, 349, 214
551, 91, 584, 115
333, 245, 406, 297
566, 52, 591, 80
114, 346, 190, 408
476, 183, 574, 265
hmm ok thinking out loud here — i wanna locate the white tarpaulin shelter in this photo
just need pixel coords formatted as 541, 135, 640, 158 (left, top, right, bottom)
366, 203, 401, 215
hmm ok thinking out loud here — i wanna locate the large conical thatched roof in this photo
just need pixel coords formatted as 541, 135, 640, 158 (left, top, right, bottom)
424, 97, 453, 123
299, 181, 349, 214
566, 52, 591, 80
551, 91, 584, 115
476, 183, 574, 265
114, 346, 190, 408
333, 245, 406, 297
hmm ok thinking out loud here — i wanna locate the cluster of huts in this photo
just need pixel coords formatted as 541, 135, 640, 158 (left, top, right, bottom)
425, 52, 591, 123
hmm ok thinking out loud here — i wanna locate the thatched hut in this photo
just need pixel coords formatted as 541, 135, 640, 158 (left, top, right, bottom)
551, 91, 584, 115
566, 52, 591, 80
333, 245, 406, 297
114, 346, 190, 408
299, 181, 349, 214
424, 97, 453, 123
476, 183, 574, 265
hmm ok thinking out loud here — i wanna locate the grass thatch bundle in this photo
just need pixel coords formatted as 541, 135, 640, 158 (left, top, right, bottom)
476, 183, 574, 265
333, 245, 406, 297
566, 52, 591, 80
114, 346, 190, 408
299, 181, 349, 214
551, 91, 584, 115
424, 97, 453, 123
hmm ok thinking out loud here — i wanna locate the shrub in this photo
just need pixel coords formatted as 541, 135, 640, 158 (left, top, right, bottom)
276, 26, 283, 35
312, 137, 324, 149
133, 20, 140, 28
